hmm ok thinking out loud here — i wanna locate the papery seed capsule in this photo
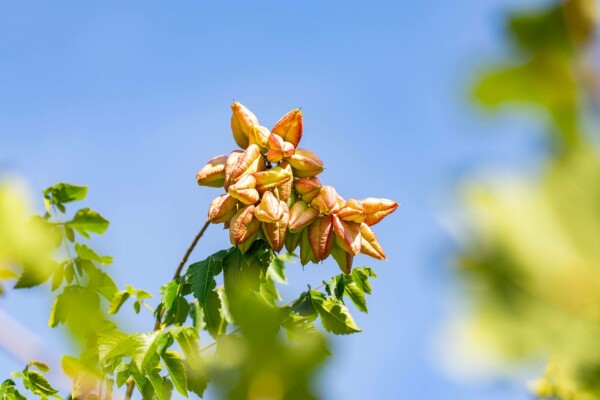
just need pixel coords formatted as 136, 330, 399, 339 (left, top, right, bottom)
249, 125, 271, 153
254, 191, 285, 223
272, 109, 303, 147
208, 194, 239, 223
300, 228, 316, 265
238, 231, 259, 254
331, 243, 353, 275
266, 134, 295, 163
288, 148, 324, 178
294, 177, 322, 203
359, 223, 386, 260
231, 102, 259, 149
288, 201, 319, 233
253, 166, 293, 193
224, 150, 244, 190
311, 186, 341, 215
337, 198, 365, 223
227, 144, 265, 188
262, 205, 290, 252
285, 230, 302, 253
360, 198, 399, 226
332, 216, 361, 255
273, 162, 293, 201
196, 155, 228, 188
228, 175, 260, 205
230, 205, 261, 245
308, 215, 334, 261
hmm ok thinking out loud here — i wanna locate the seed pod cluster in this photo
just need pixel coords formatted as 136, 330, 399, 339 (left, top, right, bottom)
197, 102, 398, 274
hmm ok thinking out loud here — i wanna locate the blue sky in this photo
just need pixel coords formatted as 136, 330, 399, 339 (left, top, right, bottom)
0, 1, 550, 398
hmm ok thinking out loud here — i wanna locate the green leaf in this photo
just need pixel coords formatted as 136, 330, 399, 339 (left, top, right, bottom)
51, 264, 64, 291
0, 269, 18, 280
108, 291, 130, 314
311, 293, 361, 335
187, 250, 228, 306
131, 369, 155, 400
74, 243, 113, 265
217, 287, 233, 324
83, 263, 117, 301
131, 332, 171, 372
184, 359, 208, 398
13, 262, 54, 289
203, 290, 227, 339
161, 350, 188, 397
351, 267, 377, 295
325, 275, 345, 300
342, 277, 367, 313
25, 370, 59, 396
28, 361, 50, 372
0, 379, 27, 400
43, 183, 87, 205
144, 367, 172, 400
268, 255, 287, 284
160, 279, 182, 312
170, 327, 201, 367
259, 274, 281, 305
67, 208, 109, 238
189, 301, 205, 332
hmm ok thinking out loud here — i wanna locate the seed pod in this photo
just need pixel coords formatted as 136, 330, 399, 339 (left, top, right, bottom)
308, 215, 334, 262
262, 203, 290, 252
272, 108, 303, 147
360, 198, 399, 226
359, 223, 385, 260
249, 125, 271, 153
332, 216, 361, 255
300, 228, 316, 265
238, 231, 259, 254
266, 133, 295, 163
311, 186, 341, 215
331, 243, 353, 275
288, 201, 319, 233
337, 198, 365, 223
224, 150, 244, 190
228, 175, 260, 205
253, 166, 293, 193
294, 177, 322, 203
254, 191, 285, 223
288, 148, 324, 178
230, 205, 261, 245
272, 162, 293, 201
196, 155, 228, 188
226, 144, 265, 189
231, 102, 259, 149
208, 194, 239, 223
285, 230, 302, 253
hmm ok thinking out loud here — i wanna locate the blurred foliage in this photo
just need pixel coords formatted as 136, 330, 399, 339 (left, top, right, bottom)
0, 179, 381, 399
461, 0, 600, 398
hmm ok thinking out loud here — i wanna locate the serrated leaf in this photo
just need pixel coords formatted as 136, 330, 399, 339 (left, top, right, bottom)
0, 379, 27, 400
160, 279, 181, 312
83, 263, 117, 301
161, 350, 188, 397
144, 367, 172, 400
325, 275, 345, 301
203, 290, 226, 339
108, 291, 130, 314
217, 287, 233, 324
25, 370, 58, 396
187, 250, 228, 306
189, 301, 205, 332
351, 267, 376, 295
268, 256, 287, 284
67, 208, 109, 239
312, 294, 361, 334
75, 243, 113, 265
51, 264, 64, 291
259, 274, 281, 305
170, 327, 201, 367
13, 262, 54, 289
342, 277, 367, 313
28, 361, 50, 372
184, 359, 208, 398
43, 183, 88, 207
131, 332, 171, 371
131, 370, 155, 400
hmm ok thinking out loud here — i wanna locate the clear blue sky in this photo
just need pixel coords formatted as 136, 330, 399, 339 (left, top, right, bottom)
0, 1, 548, 398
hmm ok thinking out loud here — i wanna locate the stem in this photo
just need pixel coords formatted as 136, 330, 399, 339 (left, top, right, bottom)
124, 378, 135, 400
173, 219, 211, 280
